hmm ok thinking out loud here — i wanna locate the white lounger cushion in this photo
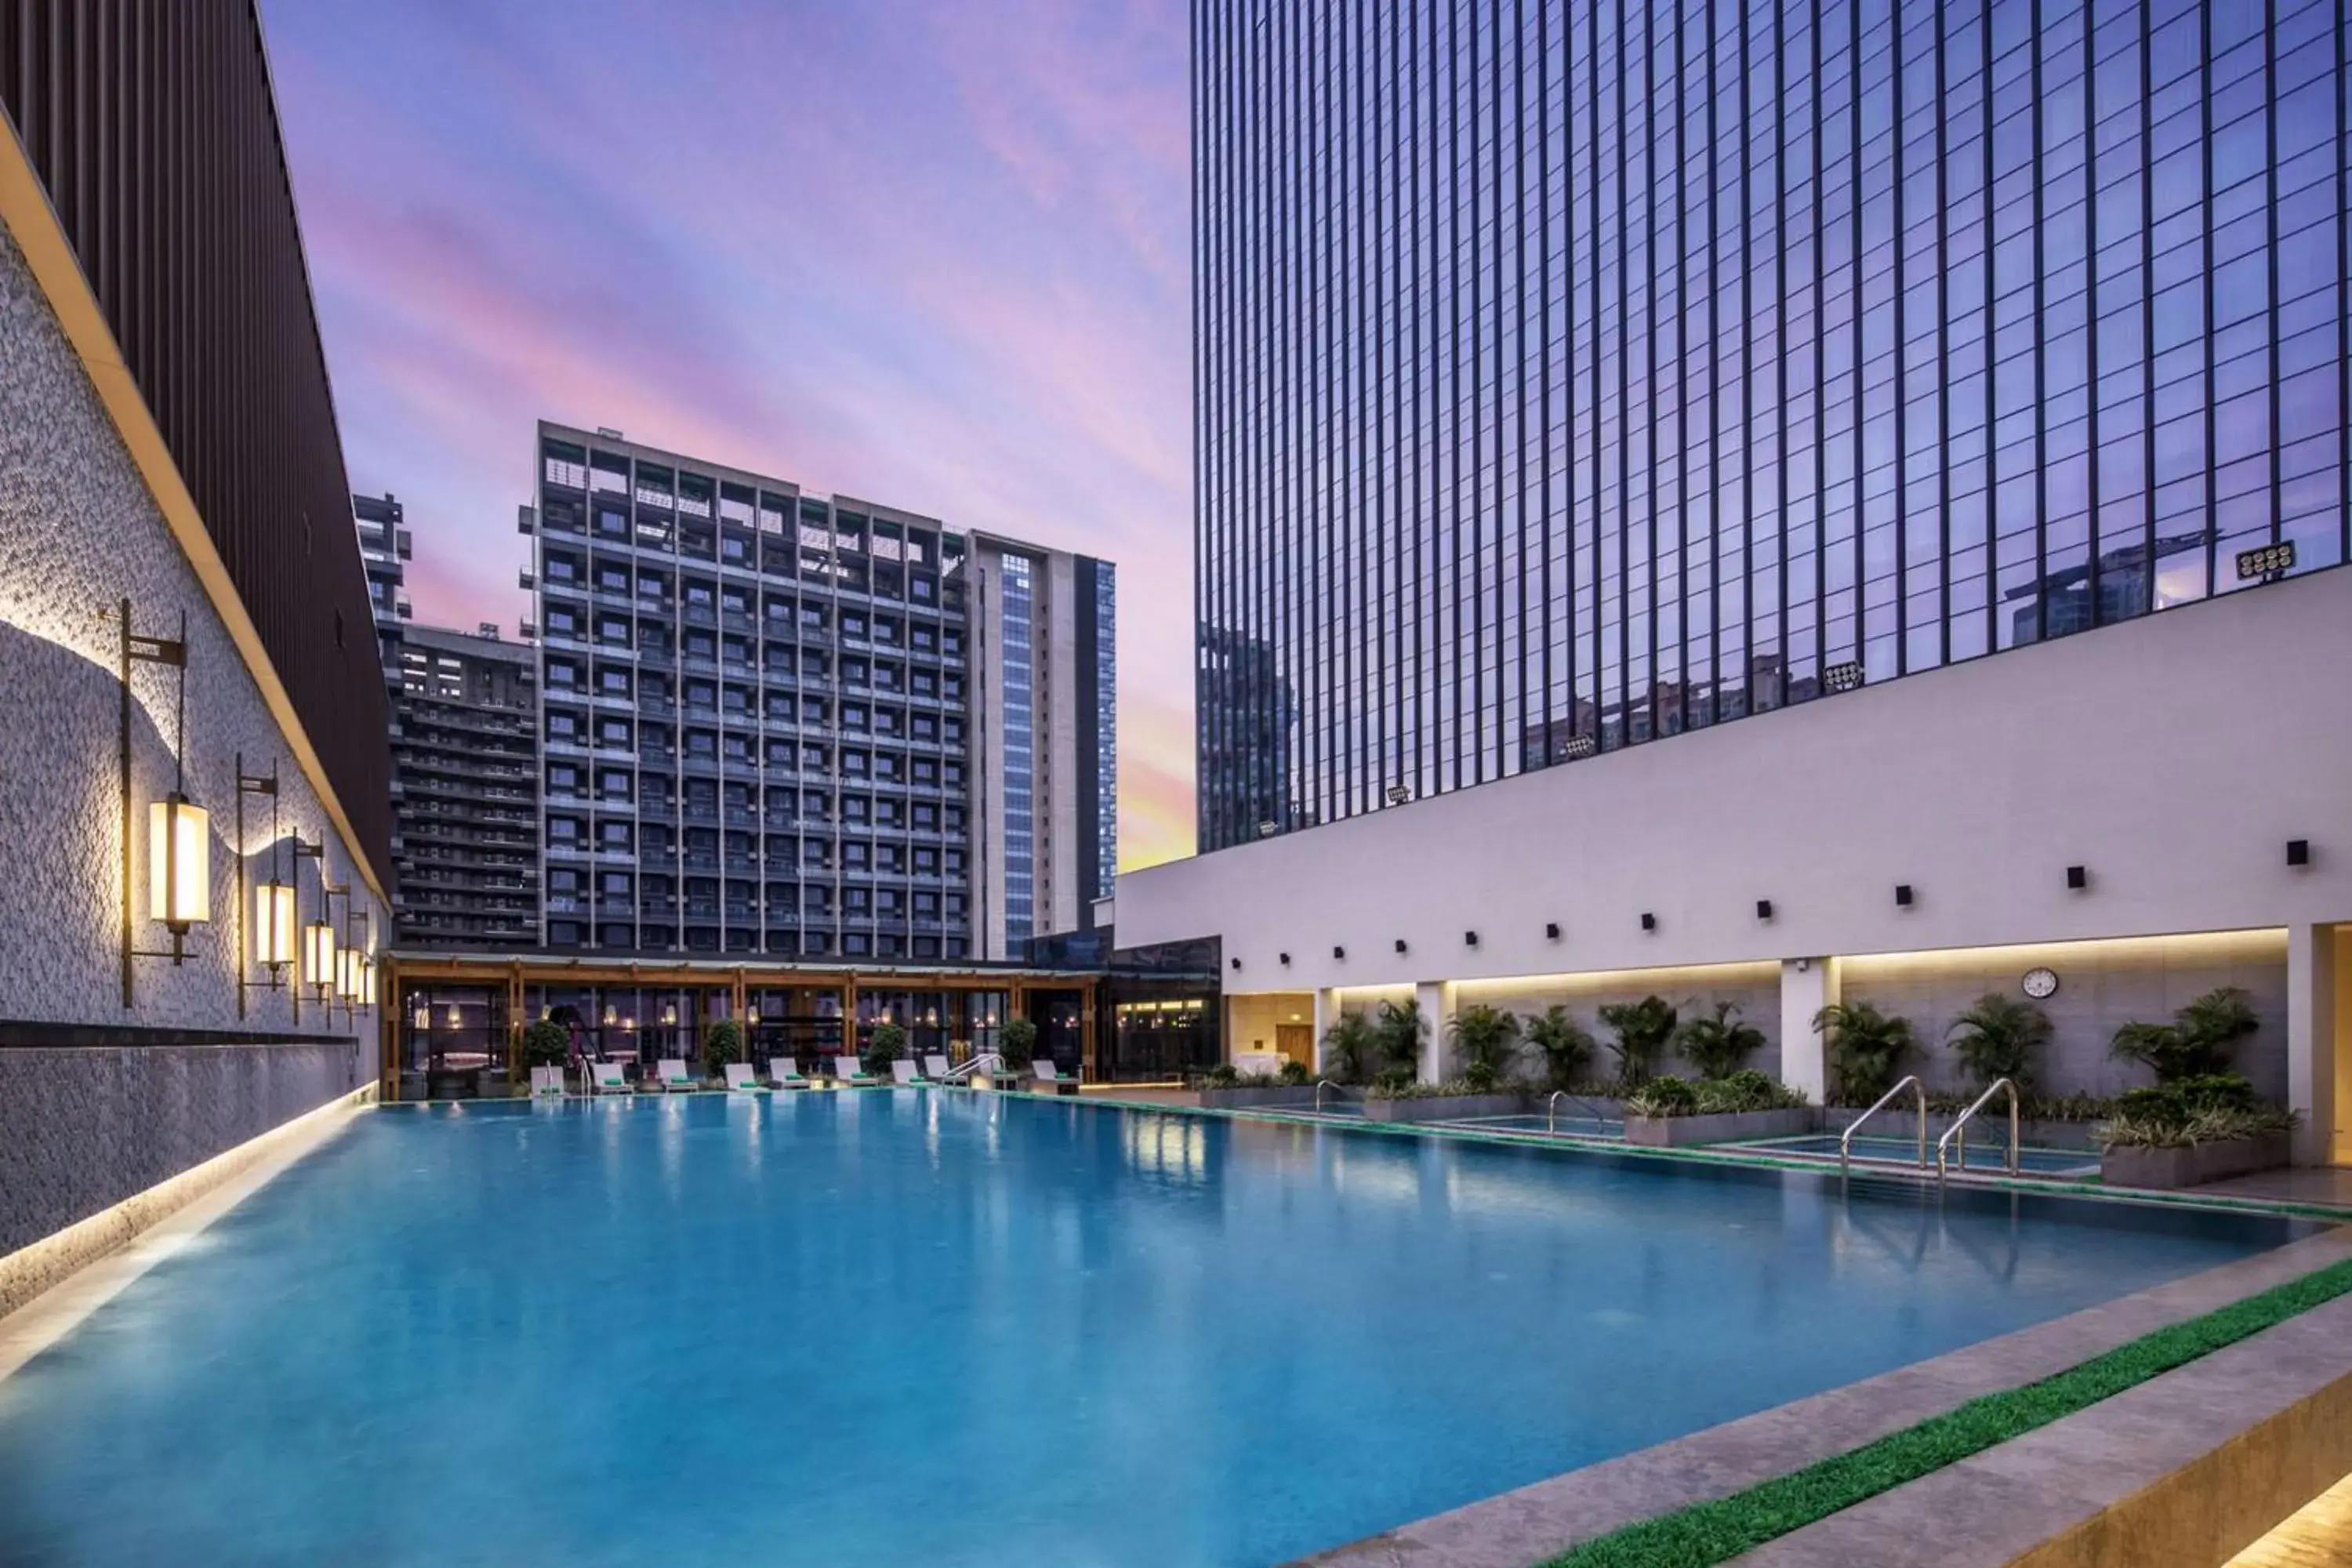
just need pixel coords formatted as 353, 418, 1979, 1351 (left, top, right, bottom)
770, 1059, 806, 1083
723, 1063, 758, 1091
529, 1065, 564, 1097
923, 1054, 952, 1080
657, 1058, 693, 1087
891, 1059, 920, 1085
593, 1062, 630, 1092
833, 1056, 866, 1080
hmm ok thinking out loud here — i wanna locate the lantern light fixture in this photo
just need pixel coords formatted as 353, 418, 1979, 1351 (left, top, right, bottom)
120, 600, 201, 1004
358, 956, 378, 1008
662, 1004, 678, 1027
412, 1002, 431, 1031
303, 920, 339, 995
148, 795, 212, 931
445, 1003, 461, 1029
254, 881, 296, 968
603, 1004, 618, 1027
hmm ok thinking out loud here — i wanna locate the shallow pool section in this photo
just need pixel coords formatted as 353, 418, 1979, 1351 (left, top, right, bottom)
1754, 1133, 2103, 1176
0, 1094, 2306, 1566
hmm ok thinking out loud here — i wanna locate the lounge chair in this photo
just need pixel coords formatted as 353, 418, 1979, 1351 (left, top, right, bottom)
590, 1059, 633, 1095
890, 1058, 926, 1086
768, 1057, 811, 1090
832, 1054, 880, 1087
528, 1065, 566, 1098
1031, 1058, 1079, 1094
923, 1053, 953, 1081
723, 1062, 763, 1093
655, 1058, 698, 1093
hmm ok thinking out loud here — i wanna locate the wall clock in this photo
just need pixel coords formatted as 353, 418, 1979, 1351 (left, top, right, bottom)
2020, 967, 2060, 1000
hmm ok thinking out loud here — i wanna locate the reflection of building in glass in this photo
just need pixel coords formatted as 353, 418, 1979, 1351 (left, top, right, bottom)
2008, 533, 2209, 645
1197, 624, 1294, 844
1191, 0, 2350, 853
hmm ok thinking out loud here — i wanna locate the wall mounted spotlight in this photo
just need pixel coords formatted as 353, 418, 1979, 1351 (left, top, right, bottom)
1464, 931, 1479, 948
1230, 957, 1242, 971
1544, 922, 1561, 941
1755, 900, 1774, 921
2066, 865, 2089, 891
1394, 938, 1408, 954
2288, 840, 2311, 868
1895, 884, 1915, 908
119, 600, 203, 1005
1640, 913, 1657, 932
1279, 953, 1291, 966
1332, 946, 1345, 960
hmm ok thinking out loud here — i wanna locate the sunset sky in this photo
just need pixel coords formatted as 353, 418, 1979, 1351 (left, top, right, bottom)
265, 0, 1197, 869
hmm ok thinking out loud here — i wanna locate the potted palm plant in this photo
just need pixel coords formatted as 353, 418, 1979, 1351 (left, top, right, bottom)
1524, 1006, 1597, 1091
1448, 1004, 1523, 1093
2108, 987, 2260, 1083
700, 1018, 744, 1084
1671, 1001, 1766, 1081
1946, 993, 2051, 1095
1814, 1000, 1916, 1107
1597, 995, 1678, 1087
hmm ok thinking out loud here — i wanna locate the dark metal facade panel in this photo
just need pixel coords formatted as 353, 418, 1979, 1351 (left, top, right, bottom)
0, 0, 392, 888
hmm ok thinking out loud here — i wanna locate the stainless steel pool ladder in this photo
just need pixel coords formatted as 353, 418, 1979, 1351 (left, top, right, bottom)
1838, 1075, 1928, 1173
1547, 1090, 1606, 1132
940, 1051, 1005, 1083
1936, 1077, 2020, 1180
1314, 1079, 1352, 1112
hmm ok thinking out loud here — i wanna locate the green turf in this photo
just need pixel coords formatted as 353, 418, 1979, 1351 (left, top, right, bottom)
1546, 1256, 2352, 1568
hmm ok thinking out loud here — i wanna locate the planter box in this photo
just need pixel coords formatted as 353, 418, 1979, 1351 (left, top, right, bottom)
1359, 1092, 1530, 1124
1624, 1106, 1820, 1147
2102, 1132, 2292, 1190
1189, 1086, 1323, 1110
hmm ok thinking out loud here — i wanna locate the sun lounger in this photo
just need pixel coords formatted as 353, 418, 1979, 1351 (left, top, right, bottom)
1031, 1058, 1078, 1094
590, 1059, 633, 1095
768, 1058, 811, 1089
528, 1065, 566, 1098
923, 1053, 953, 1081
655, 1058, 697, 1092
723, 1062, 762, 1092
891, 1058, 927, 1085
832, 1054, 880, 1087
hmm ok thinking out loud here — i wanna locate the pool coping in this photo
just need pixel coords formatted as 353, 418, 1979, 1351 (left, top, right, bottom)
1288, 1228, 2352, 1568
0, 1083, 375, 1385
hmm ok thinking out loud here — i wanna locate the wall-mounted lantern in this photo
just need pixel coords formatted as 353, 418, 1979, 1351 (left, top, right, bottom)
303, 919, 339, 999
234, 754, 289, 1018
1640, 913, 1657, 931
1544, 922, 1561, 941
120, 600, 204, 1004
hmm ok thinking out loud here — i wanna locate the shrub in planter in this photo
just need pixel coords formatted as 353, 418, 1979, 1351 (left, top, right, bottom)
1277, 1058, 1312, 1087
2108, 987, 2260, 1083
1525, 1006, 1596, 1091
1202, 1062, 1241, 1089
1673, 1002, 1766, 1081
521, 1019, 570, 1071
1371, 1067, 1417, 1095
998, 1017, 1039, 1069
1693, 1069, 1806, 1115
2103, 1073, 2288, 1149
1814, 1000, 1916, 1105
700, 1018, 744, 1081
1945, 993, 2052, 1094
1449, 1004, 1523, 1092
1625, 1076, 1699, 1117
865, 1022, 906, 1077
1320, 1011, 1377, 1084
1599, 996, 1679, 1086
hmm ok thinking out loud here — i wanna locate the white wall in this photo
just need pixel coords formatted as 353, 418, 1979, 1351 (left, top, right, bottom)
1120, 568, 2352, 993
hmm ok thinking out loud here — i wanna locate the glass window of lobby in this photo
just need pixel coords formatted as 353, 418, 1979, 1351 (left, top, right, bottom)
1192, 0, 2352, 852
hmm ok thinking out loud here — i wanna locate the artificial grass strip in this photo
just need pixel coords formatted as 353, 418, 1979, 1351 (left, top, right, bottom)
1548, 1256, 2352, 1568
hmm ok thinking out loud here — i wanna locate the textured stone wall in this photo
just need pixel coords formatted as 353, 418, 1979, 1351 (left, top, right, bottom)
0, 202, 387, 1256
0, 1044, 364, 1256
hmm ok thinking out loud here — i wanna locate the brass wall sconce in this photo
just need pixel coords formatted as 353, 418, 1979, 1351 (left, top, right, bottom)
121, 600, 207, 1005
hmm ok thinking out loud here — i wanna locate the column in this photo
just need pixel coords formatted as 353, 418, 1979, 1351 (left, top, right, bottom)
1779, 956, 1840, 1106
1415, 979, 1455, 1085
1312, 988, 1339, 1075
2287, 924, 2339, 1167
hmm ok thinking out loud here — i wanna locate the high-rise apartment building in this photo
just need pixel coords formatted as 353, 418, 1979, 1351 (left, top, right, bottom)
388, 624, 543, 948
968, 535, 1119, 953
523, 423, 1114, 962
1189, 0, 2350, 852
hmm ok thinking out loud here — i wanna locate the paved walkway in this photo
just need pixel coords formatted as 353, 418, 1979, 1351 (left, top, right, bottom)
2197, 1167, 2352, 1210
2229, 1472, 2352, 1567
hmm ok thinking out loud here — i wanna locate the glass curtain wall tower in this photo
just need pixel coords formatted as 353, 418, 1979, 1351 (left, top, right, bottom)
1192, 0, 2352, 851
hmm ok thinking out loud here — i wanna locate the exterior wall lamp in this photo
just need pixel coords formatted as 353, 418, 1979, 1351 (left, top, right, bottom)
120, 600, 207, 1004
235, 753, 290, 1018
1332, 946, 1345, 960
1640, 913, 1657, 931
303, 917, 338, 1000
1544, 923, 1561, 940
1755, 900, 1774, 921
292, 830, 344, 1018
1393, 938, 1407, 954
1464, 931, 1479, 947
2066, 865, 2089, 891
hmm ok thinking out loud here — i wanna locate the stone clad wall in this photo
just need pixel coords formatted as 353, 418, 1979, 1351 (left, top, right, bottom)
0, 212, 387, 1261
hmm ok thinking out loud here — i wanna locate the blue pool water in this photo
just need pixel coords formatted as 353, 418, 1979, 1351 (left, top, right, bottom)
0, 1093, 2307, 1566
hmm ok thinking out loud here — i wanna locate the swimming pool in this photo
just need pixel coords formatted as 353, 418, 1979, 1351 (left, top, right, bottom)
1752, 1133, 2103, 1176
0, 1093, 2308, 1566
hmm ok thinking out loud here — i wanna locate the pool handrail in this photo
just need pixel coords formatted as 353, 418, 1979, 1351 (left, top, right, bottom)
1547, 1090, 1607, 1132
1936, 1076, 2020, 1181
938, 1051, 1004, 1083
1839, 1074, 1928, 1174
1314, 1078, 1353, 1111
